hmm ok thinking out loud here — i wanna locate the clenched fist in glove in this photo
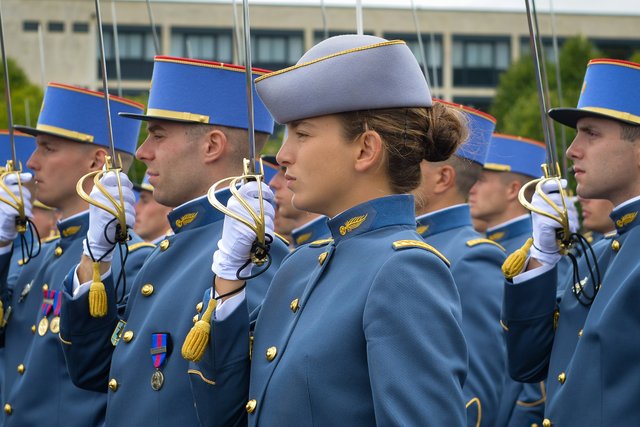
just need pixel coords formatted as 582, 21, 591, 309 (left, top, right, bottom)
530, 179, 579, 266
0, 173, 32, 244
211, 181, 275, 280
83, 171, 136, 263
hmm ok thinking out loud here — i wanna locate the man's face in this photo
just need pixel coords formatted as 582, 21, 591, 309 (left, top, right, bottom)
579, 197, 615, 234
27, 135, 94, 209
269, 167, 309, 236
136, 120, 202, 207
568, 116, 640, 206
134, 191, 172, 242
468, 170, 510, 224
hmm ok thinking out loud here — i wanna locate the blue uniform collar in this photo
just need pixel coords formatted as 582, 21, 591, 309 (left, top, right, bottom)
327, 195, 415, 244
610, 197, 640, 235
167, 189, 231, 234
416, 204, 471, 238
56, 211, 89, 245
486, 215, 532, 243
291, 215, 330, 247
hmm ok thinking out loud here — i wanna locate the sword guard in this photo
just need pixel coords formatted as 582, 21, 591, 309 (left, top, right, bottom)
0, 161, 28, 234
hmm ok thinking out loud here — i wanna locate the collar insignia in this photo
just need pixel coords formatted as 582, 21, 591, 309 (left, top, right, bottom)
488, 231, 505, 242
339, 214, 368, 236
62, 225, 82, 237
295, 232, 312, 245
416, 225, 429, 235
616, 211, 637, 229
175, 212, 198, 228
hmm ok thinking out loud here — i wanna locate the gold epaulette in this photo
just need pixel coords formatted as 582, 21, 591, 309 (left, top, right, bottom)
41, 234, 61, 244
275, 233, 290, 247
128, 242, 156, 252
309, 238, 334, 247
466, 238, 506, 252
392, 240, 450, 267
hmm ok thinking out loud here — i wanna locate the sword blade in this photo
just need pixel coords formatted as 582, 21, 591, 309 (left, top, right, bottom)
242, 0, 256, 173
0, 0, 17, 166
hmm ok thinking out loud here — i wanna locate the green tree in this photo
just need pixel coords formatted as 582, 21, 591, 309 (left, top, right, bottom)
0, 58, 44, 129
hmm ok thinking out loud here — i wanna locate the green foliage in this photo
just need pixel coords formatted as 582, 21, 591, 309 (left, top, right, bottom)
0, 58, 44, 129
630, 51, 640, 64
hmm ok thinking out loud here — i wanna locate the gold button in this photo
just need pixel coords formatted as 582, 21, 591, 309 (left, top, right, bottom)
611, 240, 620, 251
42, 284, 48, 292
196, 302, 203, 313
30, 325, 36, 334
542, 419, 552, 427
290, 298, 299, 313
17, 364, 24, 375
17, 259, 24, 266
318, 252, 328, 265
3, 403, 11, 415
245, 399, 257, 414
159, 239, 170, 251
192, 314, 199, 324
141, 284, 154, 296
123, 331, 134, 343
265, 346, 277, 361
578, 329, 583, 337
108, 378, 119, 391
532, 424, 539, 427
54, 246, 63, 257
558, 372, 566, 384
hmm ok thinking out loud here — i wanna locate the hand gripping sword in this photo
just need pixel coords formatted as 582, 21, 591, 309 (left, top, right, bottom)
183, 0, 272, 363
75, 0, 130, 317
0, 0, 41, 264
503, 0, 572, 279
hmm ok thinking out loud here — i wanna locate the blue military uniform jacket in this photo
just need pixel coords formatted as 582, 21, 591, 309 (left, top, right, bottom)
417, 204, 506, 427
192, 195, 468, 427
502, 197, 640, 426
2, 212, 153, 426
0, 231, 55, 409
487, 214, 547, 427
60, 192, 289, 427
290, 215, 330, 248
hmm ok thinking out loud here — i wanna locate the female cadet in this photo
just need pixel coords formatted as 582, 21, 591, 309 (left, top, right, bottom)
188, 34, 469, 426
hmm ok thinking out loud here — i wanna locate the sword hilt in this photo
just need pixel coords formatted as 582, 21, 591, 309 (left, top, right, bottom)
0, 160, 28, 234
76, 155, 129, 244
207, 158, 269, 267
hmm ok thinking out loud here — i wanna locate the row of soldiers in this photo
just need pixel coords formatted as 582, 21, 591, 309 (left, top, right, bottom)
0, 34, 636, 426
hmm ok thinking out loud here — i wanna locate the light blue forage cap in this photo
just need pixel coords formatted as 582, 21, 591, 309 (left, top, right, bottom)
134, 172, 154, 193
255, 35, 432, 124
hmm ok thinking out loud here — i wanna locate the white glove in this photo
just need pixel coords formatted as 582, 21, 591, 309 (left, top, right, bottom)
0, 173, 32, 243
212, 181, 275, 280
530, 179, 579, 266
83, 171, 135, 263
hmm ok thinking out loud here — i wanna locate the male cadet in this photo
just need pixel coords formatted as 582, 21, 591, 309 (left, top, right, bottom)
468, 133, 548, 427
413, 101, 506, 427
263, 155, 329, 247
59, 56, 288, 426
578, 197, 615, 244
133, 173, 171, 243
503, 58, 640, 426
0, 83, 153, 426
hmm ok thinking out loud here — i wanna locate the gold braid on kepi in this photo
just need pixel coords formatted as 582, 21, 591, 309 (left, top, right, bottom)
502, 238, 533, 280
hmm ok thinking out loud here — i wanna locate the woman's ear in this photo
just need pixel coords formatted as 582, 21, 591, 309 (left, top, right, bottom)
354, 130, 384, 173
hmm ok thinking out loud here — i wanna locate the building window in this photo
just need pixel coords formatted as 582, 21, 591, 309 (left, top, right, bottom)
313, 30, 374, 45
519, 36, 565, 62
591, 38, 640, 61
170, 28, 233, 62
23, 21, 39, 32
385, 32, 443, 87
452, 97, 493, 114
100, 26, 160, 80
453, 36, 511, 87
251, 30, 304, 71
73, 22, 89, 33
48, 22, 65, 33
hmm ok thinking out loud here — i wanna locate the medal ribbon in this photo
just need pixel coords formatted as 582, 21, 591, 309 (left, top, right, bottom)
150, 333, 168, 369
41, 289, 55, 317
52, 290, 62, 316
